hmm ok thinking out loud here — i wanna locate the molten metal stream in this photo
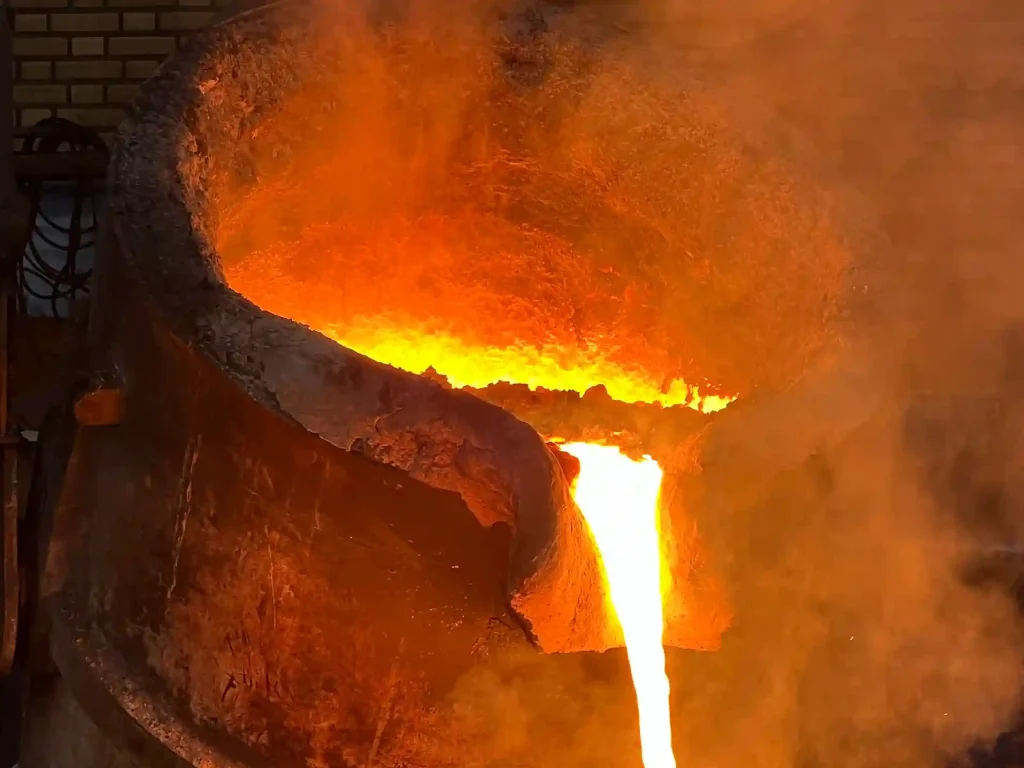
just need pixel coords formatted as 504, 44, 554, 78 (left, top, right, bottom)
277, 309, 686, 766
561, 443, 676, 768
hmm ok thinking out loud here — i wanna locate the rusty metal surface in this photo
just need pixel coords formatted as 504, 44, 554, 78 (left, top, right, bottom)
37, 604, 248, 768
0, 293, 16, 678
21, 675, 147, 768
104, 0, 632, 657
0, 444, 17, 678
44, 233, 561, 764
0, 8, 25, 683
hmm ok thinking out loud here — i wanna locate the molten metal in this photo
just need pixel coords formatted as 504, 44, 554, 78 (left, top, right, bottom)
323, 319, 732, 412
221, 213, 738, 414
561, 442, 676, 768
274, 284, 697, 765
289, 305, 687, 763
224, 207, 705, 764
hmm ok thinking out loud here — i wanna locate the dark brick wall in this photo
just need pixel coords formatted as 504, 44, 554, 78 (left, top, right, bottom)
10, 0, 228, 143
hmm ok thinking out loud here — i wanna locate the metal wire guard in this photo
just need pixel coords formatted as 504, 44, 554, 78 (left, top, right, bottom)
17, 118, 108, 317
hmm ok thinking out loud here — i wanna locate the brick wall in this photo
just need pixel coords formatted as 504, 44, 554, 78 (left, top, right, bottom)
9, 0, 230, 145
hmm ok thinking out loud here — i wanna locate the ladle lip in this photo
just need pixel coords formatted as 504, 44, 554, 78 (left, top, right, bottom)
107, 0, 880, 654
106, 0, 621, 654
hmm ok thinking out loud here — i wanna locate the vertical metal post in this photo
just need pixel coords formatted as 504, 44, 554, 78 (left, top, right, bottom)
0, 4, 19, 678
0, 1, 10, 437
0, 2, 14, 206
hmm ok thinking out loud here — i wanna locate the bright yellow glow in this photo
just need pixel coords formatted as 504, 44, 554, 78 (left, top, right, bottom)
560, 442, 676, 768
320, 319, 734, 413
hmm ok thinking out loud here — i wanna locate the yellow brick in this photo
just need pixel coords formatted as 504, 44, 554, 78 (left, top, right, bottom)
13, 84, 67, 104
107, 36, 176, 56
56, 107, 124, 128
125, 59, 160, 80
14, 14, 48, 32
19, 61, 53, 80
12, 37, 68, 57
71, 36, 105, 55
71, 85, 104, 104
51, 13, 119, 32
54, 60, 123, 79
122, 12, 156, 31
158, 11, 215, 30
106, 83, 140, 104
19, 108, 54, 127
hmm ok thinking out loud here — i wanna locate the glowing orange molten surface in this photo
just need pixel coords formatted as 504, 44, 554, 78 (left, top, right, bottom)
322, 319, 733, 412
221, 214, 735, 413
561, 443, 675, 768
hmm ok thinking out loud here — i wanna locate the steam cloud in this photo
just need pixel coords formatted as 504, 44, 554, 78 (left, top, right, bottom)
212, 0, 1024, 765
448, 1, 1024, 766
